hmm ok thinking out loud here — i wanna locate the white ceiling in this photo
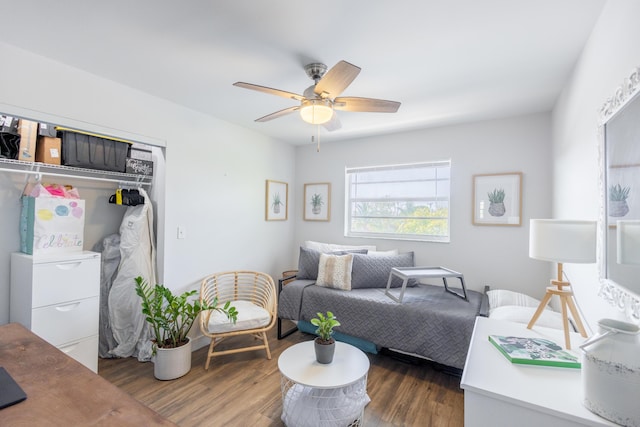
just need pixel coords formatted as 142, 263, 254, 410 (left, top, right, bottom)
0, 0, 606, 145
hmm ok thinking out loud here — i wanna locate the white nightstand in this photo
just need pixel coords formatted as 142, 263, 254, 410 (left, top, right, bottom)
461, 317, 617, 427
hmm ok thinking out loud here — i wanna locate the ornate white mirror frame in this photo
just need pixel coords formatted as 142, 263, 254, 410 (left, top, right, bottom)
597, 66, 640, 323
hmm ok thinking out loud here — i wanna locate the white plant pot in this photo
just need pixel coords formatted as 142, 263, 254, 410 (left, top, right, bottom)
154, 338, 192, 380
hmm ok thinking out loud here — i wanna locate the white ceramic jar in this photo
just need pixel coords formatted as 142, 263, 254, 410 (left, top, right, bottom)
580, 318, 640, 427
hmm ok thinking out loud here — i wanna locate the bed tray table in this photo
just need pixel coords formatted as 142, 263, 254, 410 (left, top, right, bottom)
385, 266, 468, 303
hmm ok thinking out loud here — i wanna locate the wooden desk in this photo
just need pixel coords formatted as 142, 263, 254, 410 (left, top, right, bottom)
0, 323, 176, 426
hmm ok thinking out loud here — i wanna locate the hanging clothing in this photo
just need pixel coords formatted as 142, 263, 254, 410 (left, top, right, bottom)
108, 187, 156, 361
94, 233, 121, 358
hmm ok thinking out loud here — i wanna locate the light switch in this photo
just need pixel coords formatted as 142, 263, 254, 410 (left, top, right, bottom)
177, 225, 186, 239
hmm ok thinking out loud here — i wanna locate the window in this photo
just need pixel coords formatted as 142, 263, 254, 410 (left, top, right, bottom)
345, 161, 451, 242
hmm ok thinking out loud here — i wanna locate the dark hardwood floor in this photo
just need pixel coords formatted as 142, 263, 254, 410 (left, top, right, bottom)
98, 325, 464, 426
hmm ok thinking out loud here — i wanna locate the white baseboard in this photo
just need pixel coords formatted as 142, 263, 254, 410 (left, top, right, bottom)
189, 333, 209, 352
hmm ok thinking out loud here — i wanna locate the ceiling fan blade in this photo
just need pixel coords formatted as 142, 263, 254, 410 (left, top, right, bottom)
255, 106, 300, 122
322, 113, 342, 132
233, 82, 304, 101
333, 97, 401, 113
314, 61, 361, 98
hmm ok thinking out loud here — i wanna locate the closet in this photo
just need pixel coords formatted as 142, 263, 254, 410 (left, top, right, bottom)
1, 115, 160, 372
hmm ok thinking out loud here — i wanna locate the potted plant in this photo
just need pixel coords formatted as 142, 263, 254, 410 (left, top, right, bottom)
272, 192, 283, 214
609, 184, 630, 217
487, 188, 506, 217
134, 276, 237, 380
310, 311, 340, 364
311, 193, 323, 215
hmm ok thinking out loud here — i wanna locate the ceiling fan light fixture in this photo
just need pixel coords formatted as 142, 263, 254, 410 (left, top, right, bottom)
300, 99, 333, 124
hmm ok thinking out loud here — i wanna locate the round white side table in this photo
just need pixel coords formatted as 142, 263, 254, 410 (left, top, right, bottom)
278, 341, 370, 427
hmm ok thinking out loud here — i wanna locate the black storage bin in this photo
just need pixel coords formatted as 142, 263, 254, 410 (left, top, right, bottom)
60, 131, 130, 172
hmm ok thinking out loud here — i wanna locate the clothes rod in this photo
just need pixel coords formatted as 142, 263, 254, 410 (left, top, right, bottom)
0, 166, 152, 187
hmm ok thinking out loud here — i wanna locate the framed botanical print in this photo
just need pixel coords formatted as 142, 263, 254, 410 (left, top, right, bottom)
304, 183, 331, 221
473, 172, 522, 226
265, 180, 288, 221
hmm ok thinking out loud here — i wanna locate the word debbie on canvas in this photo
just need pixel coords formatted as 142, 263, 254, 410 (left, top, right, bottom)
36, 234, 83, 250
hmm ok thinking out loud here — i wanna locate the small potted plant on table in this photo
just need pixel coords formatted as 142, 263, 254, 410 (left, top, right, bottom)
310, 311, 340, 364
135, 276, 237, 380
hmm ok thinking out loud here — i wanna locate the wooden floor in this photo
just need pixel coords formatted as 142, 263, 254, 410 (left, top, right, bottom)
98, 325, 464, 427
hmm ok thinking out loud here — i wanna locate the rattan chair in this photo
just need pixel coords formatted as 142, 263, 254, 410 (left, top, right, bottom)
199, 271, 277, 370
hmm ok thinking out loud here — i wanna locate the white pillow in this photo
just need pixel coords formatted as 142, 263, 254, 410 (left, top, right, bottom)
489, 306, 566, 330
367, 249, 399, 256
315, 253, 354, 291
304, 240, 376, 253
487, 289, 541, 314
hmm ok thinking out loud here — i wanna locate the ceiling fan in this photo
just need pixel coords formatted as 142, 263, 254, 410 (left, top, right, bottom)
233, 60, 401, 131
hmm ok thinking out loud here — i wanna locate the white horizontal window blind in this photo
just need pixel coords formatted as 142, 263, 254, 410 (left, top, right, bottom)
345, 161, 451, 242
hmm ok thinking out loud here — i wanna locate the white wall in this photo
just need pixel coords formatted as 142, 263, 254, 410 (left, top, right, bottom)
294, 113, 553, 296
552, 0, 640, 330
0, 43, 295, 324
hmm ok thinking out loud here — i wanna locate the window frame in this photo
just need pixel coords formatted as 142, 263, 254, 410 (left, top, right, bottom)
344, 160, 451, 243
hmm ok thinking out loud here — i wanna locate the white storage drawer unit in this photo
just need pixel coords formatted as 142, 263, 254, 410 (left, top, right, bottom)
10, 251, 101, 372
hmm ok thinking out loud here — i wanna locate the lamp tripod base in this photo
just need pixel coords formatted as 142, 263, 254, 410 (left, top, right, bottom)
526, 280, 588, 349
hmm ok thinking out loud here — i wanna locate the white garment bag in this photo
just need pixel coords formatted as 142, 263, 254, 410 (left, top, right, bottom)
108, 187, 156, 361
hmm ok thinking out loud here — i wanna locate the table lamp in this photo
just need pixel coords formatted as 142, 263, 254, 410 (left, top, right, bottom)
527, 219, 597, 349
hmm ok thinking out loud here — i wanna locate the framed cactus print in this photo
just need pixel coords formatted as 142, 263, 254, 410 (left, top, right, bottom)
473, 172, 522, 226
304, 183, 331, 221
266, 180, 288, 221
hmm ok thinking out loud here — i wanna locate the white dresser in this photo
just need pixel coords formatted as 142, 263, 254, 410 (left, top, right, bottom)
10, 251, 101, 372
461, 316, 617, 427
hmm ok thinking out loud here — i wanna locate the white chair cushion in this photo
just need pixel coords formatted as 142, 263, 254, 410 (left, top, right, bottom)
207, 300, 271, 333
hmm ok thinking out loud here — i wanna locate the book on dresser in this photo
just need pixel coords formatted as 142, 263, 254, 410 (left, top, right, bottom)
488, 335, 581, 368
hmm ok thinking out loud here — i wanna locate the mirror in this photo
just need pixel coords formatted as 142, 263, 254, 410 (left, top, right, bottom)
599, 67, 640, 322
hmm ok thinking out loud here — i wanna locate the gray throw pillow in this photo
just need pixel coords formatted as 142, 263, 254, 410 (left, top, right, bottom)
296, 246, 368, 280
350, 252, 415, 289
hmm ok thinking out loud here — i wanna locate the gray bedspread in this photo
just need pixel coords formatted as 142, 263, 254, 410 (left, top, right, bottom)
279, 280, 484, 369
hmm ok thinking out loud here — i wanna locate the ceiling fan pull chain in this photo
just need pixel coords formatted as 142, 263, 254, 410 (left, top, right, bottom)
316, 125, 321, 152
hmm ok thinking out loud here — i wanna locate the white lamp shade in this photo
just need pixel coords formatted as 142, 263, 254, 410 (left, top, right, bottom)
617, 220, 640, 265
529, 219, 597, 263
299, 99, 333, 124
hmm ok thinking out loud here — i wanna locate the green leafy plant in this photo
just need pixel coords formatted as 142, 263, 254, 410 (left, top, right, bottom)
311, 193, 324, 208
487, 188, 505, 203
310, 311, 340, 344
135, 276, 238, 350
609, 184, 630, 201
272, 192, 283, 208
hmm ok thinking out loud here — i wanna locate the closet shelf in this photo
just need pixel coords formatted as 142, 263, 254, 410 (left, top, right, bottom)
0, 158, 152, 186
